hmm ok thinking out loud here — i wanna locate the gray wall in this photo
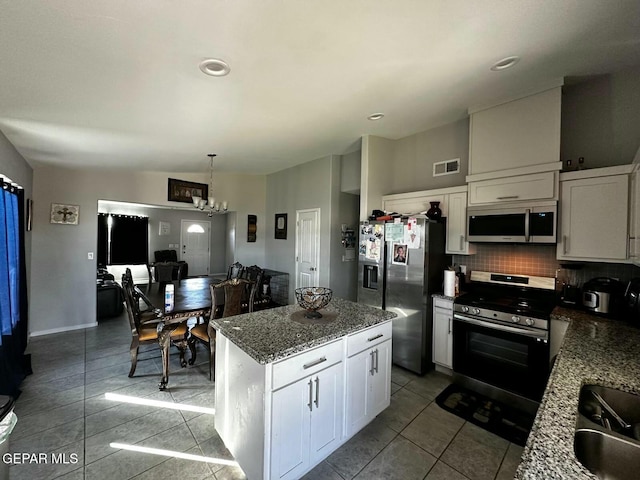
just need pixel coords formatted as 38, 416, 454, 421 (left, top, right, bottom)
30, 165, 266, 336
361, 118, 469, 219
562, 65, 640, 169
266, 155, 359, 303
98, 202, 228, 274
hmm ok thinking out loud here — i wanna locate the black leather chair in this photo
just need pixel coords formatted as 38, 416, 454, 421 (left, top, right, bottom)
153, 250, 188, 280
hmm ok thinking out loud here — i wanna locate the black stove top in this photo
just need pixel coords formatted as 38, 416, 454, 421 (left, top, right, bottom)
454, 271, 557, 320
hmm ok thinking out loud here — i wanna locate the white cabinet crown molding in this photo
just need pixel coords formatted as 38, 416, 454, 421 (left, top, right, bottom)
559, 164, 634, 182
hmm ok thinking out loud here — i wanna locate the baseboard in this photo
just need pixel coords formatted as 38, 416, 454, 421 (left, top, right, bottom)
29, 322, 98, 338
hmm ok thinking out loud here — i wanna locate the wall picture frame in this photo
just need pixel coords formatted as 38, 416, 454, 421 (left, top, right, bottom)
50, 203, 80, 225
248, 215, 257, 242
167, 178, 209, 204
158, 221, 171, 236
275, 213, 287, 239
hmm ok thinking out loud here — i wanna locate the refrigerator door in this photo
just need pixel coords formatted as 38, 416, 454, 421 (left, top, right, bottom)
357, 222, 386, 309
386, 220, 446, 374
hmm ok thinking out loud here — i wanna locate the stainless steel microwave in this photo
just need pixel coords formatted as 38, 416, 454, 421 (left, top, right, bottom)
467, 201, 557, 243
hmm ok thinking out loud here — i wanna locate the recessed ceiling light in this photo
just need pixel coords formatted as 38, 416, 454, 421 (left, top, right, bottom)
199, 58, 231, 77
490, 56, 520, 71
367, 113, 384, 121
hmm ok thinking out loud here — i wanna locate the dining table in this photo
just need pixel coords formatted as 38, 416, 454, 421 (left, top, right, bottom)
138, 276, 221, 390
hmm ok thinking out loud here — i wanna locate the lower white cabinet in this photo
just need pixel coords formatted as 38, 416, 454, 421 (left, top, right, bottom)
433, 297, 453, 369
270, 361, 344, 480
345, 338, 391, 437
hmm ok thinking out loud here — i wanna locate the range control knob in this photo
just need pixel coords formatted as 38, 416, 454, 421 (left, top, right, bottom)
511, 315, 521, 324
473, 308, 481, 315
461, 306, 469, 313
525, 318, 535, 326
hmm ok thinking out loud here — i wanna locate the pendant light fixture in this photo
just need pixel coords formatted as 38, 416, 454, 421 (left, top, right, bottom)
192, 154, 228, 216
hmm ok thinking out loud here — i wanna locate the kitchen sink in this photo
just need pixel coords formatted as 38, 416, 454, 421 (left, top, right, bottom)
574, 385, 640, 480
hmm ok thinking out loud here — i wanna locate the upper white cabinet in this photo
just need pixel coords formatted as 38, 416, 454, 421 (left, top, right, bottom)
630, 166, 640, 265
468, 86, 562, 176
557, 166, 633, 262
446, 190, 474, 255
382, 186, 475, 255
468, 171, 558, 206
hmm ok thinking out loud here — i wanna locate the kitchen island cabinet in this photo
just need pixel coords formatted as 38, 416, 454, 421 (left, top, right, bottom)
211, 298, 396, 480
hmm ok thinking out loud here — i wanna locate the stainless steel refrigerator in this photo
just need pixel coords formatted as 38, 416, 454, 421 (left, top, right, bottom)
358, 218, 447, 375
357, 221, 386, 310
387, 218, 446, 374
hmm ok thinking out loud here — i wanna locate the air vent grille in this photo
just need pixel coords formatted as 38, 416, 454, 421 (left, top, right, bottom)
433, 158, 460, 177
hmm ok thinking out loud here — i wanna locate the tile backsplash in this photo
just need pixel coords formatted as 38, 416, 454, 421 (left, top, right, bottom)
452, 244, 640, 286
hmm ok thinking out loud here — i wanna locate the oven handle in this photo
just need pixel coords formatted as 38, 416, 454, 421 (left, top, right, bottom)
453, 313, 548, 341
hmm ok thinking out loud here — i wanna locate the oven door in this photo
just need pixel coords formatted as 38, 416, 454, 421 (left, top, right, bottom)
452, 314, 550, 401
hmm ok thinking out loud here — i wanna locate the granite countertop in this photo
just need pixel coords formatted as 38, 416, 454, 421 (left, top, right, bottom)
432, 293, 457, 301
210, 297, 396, 365
515, 306, 640, 479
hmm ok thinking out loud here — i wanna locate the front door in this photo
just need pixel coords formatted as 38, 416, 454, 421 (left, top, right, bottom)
295, 209, 320, 288
180, 220, 211, 276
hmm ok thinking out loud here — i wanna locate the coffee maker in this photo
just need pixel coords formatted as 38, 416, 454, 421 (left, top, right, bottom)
557, 266, 582, 306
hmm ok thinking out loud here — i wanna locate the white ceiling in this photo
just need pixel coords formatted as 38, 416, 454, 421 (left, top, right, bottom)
1, 1, 639, 175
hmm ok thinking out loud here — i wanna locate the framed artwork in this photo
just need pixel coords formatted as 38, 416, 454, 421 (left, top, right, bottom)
275, 213, 287, 239
248, 215, 257, 242
167, 178, 208, 203
159, 221, 170, 236
51, 203, 79, 225
392, 243, 408, 265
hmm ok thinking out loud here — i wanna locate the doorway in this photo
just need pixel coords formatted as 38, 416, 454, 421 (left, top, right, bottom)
295, 208, 320, 288
181, 219, 211, 276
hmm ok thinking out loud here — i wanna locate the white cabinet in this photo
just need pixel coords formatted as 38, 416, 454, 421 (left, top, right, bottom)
382, 186, 475, 255
345, 322, 392, 437
629, 167, 640, 265
557, 168, 631, 262
271, 361, 344, 480
432, 297, 453, 369
468, 171, 558, 206
446, 190, 474, 255
468, 86, 562, 175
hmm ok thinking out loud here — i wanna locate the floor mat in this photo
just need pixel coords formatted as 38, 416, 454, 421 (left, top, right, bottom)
435, 383, 535, 446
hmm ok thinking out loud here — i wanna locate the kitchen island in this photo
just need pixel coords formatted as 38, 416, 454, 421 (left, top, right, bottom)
210, 298, 396, 480
515, 307, 640, 479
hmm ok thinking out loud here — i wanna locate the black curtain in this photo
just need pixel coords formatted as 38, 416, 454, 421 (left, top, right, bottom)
110, 215, 149, 264
97, 213, 109, 267
0, 183, 32, 398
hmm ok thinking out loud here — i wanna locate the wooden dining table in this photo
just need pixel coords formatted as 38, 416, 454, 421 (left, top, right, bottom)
138, 276, 221, 390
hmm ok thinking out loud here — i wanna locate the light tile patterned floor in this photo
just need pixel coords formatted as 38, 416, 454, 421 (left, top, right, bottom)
8, 312, 524, 479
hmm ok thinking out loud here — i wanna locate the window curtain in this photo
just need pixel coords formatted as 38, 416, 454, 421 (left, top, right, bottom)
106, 214, 149, 265
0, 179, 31, 397
97, 213, 109, 267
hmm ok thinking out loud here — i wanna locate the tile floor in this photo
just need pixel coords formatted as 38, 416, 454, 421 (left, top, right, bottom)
8, 312, 524, 480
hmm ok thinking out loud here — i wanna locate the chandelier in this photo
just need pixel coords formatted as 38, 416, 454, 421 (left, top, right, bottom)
192, 153, 228, 216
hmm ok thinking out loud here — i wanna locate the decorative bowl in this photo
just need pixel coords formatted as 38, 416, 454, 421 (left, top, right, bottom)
295, 287, 333, 319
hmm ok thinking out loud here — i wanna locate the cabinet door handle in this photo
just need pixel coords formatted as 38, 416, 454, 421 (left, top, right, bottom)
369, 351, 375, 376
496, 195, 519, 200
524, 209, 530, 242
459, 235, 464, 251
448, 317, 452, 334
367, 334, 383, 342
314, 377, 319, 408
374, 349, 379, 373
307, 379, 313, 411
563, 235, 569, 255
303, 356, 326, 369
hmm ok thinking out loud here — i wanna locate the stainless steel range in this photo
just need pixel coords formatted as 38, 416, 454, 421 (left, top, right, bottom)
452, 271, 556, 413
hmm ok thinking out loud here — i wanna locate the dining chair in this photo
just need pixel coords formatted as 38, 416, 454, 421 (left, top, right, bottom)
226, 261, 244, 280
122, 271, 161, 324
123, 279, 189, 377
241, 265, 269, 310
188, 278, 253, 380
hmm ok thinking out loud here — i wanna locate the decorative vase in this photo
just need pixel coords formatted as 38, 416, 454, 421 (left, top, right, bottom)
426, 201, 442, 220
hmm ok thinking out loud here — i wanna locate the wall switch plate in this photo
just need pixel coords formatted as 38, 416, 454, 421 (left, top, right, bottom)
87, 252, 94, 260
